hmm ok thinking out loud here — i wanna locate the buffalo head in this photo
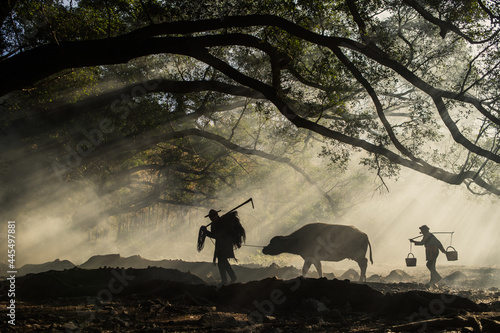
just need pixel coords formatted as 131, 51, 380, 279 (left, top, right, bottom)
262, 236, 297, 255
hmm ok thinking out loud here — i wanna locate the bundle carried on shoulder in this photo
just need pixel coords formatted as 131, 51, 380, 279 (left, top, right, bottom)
197, 211, 246, 252
221, 211, 246, 249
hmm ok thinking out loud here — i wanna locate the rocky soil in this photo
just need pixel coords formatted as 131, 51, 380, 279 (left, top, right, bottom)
1, 255, 500, 332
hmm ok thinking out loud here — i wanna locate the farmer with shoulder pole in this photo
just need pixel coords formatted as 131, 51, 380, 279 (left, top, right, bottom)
197, 198, 253, 285
410, 225, 446, 286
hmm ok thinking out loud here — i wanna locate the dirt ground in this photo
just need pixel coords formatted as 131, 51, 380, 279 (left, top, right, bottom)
4, 296, 498, 333
2, 262, 500, 332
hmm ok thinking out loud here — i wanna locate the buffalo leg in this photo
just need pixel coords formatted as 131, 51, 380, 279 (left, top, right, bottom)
301, 260, 312, 276
302, 259, 323, 278
312, 260, 323, 278
357, 257, 368, 282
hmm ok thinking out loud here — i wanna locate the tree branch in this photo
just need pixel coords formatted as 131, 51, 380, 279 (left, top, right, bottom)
402, 0, 499, 42
2, 80, 264, 142
188, 48, 500, 195
0, 15, 348, 96
330, 44, 427, 165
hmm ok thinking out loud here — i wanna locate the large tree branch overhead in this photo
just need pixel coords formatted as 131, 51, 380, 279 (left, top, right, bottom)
187, 47, 500, 195
3, 14, 498, 129
3, 10, 500, 196
0, 15, 347, 96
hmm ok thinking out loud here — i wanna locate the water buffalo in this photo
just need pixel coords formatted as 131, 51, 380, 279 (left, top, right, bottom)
262, 223, 373, 282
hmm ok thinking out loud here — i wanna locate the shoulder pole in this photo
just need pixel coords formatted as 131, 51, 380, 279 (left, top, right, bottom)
206, 198, 254, 227
409, 231, 454, 241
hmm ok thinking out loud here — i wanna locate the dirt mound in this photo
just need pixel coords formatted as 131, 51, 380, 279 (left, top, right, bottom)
441, 271, 468, 285
233, 263, 301, 282
10, 267, 205, 300
465, 268, 500, 289
384, 269, 413, 283
4, 266, 497, 333
218, 277, 384, 313
379, 290, 483, 317
339, 268, 359, 281
367, 274, 383, 282
8, 268, 387, 313
6, 268, 487, 319
3, 264, 499, 333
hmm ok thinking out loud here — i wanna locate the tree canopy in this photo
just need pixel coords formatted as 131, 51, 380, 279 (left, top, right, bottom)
2, 0, 500, 232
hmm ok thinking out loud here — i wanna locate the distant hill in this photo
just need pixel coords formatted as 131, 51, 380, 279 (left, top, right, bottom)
17, 259, 75, 276
12, 254, 499, 289
79, 254, 156, 269
77, 253, 302, 284
9, 253, 302, 284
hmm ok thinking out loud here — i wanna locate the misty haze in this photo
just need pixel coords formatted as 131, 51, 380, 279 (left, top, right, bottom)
1, 1, 500, 332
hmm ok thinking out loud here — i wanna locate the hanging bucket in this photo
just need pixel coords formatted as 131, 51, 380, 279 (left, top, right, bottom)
405, 252, 417, 267
445, 246, 458, 261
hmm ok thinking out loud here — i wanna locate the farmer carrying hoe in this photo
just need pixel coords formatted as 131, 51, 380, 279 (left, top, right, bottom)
197, 199, 252, 285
